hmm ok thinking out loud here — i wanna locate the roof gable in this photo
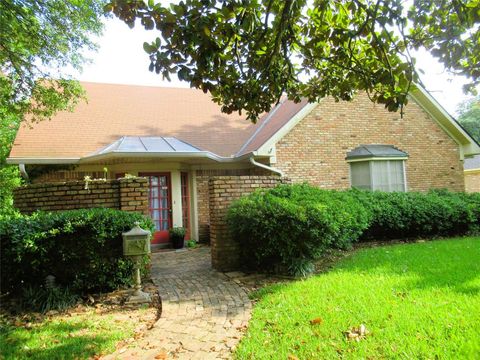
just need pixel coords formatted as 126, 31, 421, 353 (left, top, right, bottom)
256, 85, 480, 160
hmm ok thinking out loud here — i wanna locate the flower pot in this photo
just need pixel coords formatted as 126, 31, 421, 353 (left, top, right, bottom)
169, 227, 187, 249
171, 235, 185, 249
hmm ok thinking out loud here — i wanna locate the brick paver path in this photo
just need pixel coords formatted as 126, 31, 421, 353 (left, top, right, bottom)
105, 246, 252, 359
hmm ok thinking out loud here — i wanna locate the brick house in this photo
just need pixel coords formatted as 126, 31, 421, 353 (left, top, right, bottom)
464, 155, 480, 192
8, 82, 479, 248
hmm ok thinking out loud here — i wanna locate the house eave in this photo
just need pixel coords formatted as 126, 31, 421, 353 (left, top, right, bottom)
80, 150, 257, 163
6, 151, 261, 166
255, 102, 318, 155
409, 85, 480, 158
6, 157, 81, 165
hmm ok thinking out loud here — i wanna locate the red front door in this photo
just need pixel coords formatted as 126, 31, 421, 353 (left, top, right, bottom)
139, 172, 172, 245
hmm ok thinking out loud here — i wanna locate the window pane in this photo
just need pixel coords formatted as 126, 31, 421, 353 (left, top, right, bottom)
372, 161, 389, 191
371, 160, 405, 192
351, 160, 406, 192
389, 160, 405, 191
350, 162, 371, 190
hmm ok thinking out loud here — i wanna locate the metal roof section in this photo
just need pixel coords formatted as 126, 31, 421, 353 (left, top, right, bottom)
90, 136, 202, 155
464, 154, 480, 170
78, 136, 254, 164
346, 145, 409, 161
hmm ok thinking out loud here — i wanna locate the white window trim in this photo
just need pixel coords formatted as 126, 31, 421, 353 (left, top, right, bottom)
346, 156, 408, 163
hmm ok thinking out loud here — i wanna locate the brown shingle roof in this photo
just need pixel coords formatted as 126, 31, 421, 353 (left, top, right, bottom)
237, 98, 310, 156
10, 82, 292, 160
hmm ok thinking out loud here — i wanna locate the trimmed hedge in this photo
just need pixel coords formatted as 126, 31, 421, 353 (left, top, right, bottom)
0, 208, 155, 295
227, 184, 480, 275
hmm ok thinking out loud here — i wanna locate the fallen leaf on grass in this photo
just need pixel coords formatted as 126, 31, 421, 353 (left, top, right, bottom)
309, 317, 323, 325
154, 351, 168, 359
288, 355, 299, 360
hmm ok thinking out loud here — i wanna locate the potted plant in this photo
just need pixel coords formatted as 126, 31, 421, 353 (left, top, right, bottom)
169, 227, 186, 249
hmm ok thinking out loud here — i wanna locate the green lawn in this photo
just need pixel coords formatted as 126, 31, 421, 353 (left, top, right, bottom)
236, 237, 480, 359
0, 311, 135, 360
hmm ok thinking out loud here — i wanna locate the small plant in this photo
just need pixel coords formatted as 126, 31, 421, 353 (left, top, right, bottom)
22, 285, 79, 313
169, 227, 186, 249
169, 227, 186, 238
186, 239, 197, 248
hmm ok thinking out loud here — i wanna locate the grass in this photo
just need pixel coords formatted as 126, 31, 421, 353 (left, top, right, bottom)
0, 311, 135, 360
235, 237, 480, 359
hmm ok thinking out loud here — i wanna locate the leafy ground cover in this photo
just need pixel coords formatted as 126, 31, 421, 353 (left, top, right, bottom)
236, 237, 480, 359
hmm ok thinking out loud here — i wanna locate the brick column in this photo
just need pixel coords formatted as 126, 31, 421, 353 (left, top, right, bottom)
209, 176, 289, 271
119, 178, 149, 215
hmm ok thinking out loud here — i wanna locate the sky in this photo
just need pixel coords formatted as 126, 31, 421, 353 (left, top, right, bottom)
74, 18, 475, 116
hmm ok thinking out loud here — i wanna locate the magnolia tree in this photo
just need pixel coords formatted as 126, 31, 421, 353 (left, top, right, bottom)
0, 0, 105, 214
107, 0, 479, 121
0, 0, 105, 123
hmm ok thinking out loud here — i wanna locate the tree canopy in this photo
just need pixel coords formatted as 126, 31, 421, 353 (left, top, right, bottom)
457, 96, 480, 144
0, 0, 105, 123
107, 0, 480, 122
0, 0, 105, 215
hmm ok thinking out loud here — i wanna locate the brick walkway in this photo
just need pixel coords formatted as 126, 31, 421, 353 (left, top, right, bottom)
105, 246, 252, 359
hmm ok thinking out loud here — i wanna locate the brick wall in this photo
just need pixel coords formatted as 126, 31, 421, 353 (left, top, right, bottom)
31, 170, 107, 183
195, 168, 269, 242
14, 178, 148, 215
209, 175, 289, 271
275, 93, 465, 191
465, 171, 480, 192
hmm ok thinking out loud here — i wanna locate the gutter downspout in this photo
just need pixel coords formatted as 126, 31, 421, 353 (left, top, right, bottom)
19, 164, 29, 180
249, 156, 285, 177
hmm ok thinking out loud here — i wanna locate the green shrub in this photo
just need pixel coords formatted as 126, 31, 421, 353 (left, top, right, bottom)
227, 184, 371, 275
0, 208, 155, 296
227, 184, 479, 276
355, 189, 480, 240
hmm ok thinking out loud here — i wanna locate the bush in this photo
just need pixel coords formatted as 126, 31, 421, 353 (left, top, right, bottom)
355, 189, 480, 240
227, 184, 479, 276
227, 184, 371, 276
0, 208, 155, 296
